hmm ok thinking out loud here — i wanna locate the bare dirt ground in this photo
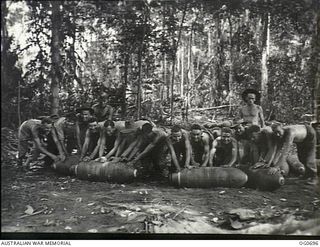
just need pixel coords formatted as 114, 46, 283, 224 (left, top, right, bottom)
1, 159, 320, 237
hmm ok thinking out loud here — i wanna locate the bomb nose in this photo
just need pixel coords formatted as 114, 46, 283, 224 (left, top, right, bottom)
298, 167, 305, 175
279, 177, 285, 186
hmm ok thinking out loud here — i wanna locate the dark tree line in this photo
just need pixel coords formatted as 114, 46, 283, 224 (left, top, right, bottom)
1, 0, 319, 128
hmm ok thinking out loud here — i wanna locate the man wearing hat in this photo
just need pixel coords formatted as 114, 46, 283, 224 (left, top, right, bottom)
75, 107, 94, 153
239, 89, 265, 128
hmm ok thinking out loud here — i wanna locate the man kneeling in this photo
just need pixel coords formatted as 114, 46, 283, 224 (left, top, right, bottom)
166, 125, 192, 173
18, 117, 61, 168
209, 127, 238, 167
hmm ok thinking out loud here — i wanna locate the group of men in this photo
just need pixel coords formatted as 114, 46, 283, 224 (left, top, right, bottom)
18, 89, 318, 181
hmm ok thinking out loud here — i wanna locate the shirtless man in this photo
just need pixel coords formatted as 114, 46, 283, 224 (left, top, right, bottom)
91, 91, 115, 121
44, 115, 68, 166
75, 107, 94, 154
122, 123, 167, 177
92, 102, 114, 122
209, 127, 238, 167
239, 89, 265, 128
189, 124, 211, 167
18, 117, 61, 167
95, 120, 119, 161
80, 118, 102, 161
271, 123, 317, 178
246, 125, 276, 168
166, 125, 192, 173
97, 119, 155, 162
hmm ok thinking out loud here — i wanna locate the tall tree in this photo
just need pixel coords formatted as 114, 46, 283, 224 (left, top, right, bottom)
260, 11, 270, 106
51, 1, 63, 115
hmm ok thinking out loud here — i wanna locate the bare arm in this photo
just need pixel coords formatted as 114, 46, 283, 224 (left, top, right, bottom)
106, 133, 122, 159
89, 137, 101, 160
134, 142, 156, 162
239, 107, 244, 120
51, 128, 65, 158
264, 133, 277, 166
102, 105, 114, 121
128, 138, 144, 160
225, 140, 238, 167
184, 134, 192, 168
259, 106, 265, 128
98, 131, 106, 158
166, 138, 181, 172
80, 130, 91, 160
121, 138, 140, 158
34, 137, 58, 160
209, 139, 218, 167
274, 131, 294, 167
75, 122, 82, 153
55, 121, 68, 154
201, 135, 210, 167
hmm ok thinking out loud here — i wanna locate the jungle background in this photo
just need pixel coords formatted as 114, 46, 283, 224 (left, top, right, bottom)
1, 0, 320, 236
1, 0, 319, 127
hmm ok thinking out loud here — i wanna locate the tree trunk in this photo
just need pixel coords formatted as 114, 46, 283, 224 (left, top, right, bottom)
122, 54, 129, 118
137, 9, 147, 119
170, 4, 187, 124
180, 46, 184, 97
51, 1, 63, 115
309, 2, 320, 123
186, 29, 194, 121
228, 15, 234, 114
70, 3, 77, 88
260, 12, 270, 106
1, 1, 8, 126
216, 15, 222, 92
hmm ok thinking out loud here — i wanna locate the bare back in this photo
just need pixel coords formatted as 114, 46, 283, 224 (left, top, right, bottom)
284, 125, 308, 143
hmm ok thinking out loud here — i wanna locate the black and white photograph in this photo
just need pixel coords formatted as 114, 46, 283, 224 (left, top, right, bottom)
1, 0, 319, 239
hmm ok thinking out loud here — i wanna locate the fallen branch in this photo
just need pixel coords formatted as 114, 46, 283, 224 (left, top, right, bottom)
19, 208, 46, 219
172, 206, 188, 220
190, 105, 236, 111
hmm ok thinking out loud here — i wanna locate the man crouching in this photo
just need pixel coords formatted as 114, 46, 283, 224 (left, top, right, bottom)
18, 117, 61, 168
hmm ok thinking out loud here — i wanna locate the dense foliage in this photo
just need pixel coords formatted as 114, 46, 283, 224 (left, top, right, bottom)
1, 0, 319, 127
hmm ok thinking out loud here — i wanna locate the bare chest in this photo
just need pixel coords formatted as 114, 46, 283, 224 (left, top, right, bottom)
241, 106, 260, 117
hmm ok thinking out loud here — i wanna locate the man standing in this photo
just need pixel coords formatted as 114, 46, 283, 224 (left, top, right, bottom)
189, 124, 211, 167
18, 117, 60, 168
166, 125, 192, 173
239, 89, 265, 128
209, 127, 238, 167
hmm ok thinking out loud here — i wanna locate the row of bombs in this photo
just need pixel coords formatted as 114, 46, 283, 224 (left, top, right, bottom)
52, 155, 306, 191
